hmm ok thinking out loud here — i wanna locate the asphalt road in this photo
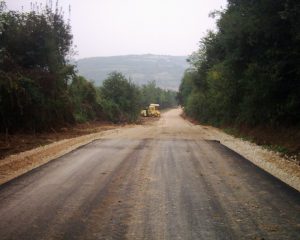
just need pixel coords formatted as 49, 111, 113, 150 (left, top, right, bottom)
0, 109, 299, 240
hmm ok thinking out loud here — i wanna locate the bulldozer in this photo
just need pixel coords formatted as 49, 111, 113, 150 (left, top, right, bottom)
141, 103, 160, 117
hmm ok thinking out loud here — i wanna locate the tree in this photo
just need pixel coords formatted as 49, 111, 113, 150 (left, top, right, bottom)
100, 72, 141, 123
69, 76, 102, 122
140, 81, 177, 109
179, 0, 300, 127
0, 2, 75, 132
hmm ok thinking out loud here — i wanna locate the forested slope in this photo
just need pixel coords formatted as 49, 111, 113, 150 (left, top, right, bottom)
76, 55, 188, 90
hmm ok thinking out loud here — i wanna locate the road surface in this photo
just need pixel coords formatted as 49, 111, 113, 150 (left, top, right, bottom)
0, 109, 299, 239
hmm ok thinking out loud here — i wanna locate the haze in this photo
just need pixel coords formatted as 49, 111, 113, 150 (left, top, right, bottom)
5, 0, 227, 59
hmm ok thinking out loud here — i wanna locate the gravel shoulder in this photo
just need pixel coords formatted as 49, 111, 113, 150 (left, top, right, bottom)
187, 121, 300, 192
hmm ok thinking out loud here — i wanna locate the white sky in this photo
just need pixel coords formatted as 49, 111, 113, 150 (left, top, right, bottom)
5, 0, 227, 59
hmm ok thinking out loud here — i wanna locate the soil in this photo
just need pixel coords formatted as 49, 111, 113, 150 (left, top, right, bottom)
0, 121, 113, 160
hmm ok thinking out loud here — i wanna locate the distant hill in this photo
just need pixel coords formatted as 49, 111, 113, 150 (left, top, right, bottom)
75, 54, 188, 90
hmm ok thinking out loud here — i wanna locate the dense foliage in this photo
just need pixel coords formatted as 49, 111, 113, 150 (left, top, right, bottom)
140, 81, 177, 109
100, 72, 141, 123
69, 76, 102, 123
179, 0, 300, 127
0, 2, 75, 132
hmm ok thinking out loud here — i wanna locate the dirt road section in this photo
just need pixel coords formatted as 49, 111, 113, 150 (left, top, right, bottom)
1, 109, 299, 191
0, 108, 299, 239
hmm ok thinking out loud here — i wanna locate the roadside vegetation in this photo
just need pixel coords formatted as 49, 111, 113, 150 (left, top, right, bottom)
0, 1, 177, 133
0, 1, 76, 132
178, 0, 300, 158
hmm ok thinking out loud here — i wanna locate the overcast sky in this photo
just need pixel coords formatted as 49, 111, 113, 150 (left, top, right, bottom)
5, 0, 227, 59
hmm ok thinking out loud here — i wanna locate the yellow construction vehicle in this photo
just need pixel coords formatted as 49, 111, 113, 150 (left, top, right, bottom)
141, 103, 160, 117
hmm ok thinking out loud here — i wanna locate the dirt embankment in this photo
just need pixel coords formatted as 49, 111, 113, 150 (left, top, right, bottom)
0, 122, 116, 160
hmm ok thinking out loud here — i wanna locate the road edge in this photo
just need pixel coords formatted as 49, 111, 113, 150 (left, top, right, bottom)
0, 127, 122, 186
183, 110, 300, 192
222, 140, 300, 192
202, 126, 300, 192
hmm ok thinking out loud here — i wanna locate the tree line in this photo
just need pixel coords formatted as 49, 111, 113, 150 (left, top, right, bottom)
0, 2, 177, 132
178, 0, 300, 128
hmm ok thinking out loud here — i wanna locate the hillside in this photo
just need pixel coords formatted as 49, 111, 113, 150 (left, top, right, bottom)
75, 54, 188, 90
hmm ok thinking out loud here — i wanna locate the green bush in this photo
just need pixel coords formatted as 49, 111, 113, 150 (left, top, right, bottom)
100, 72, 141, 123
69, 76, 102, 123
